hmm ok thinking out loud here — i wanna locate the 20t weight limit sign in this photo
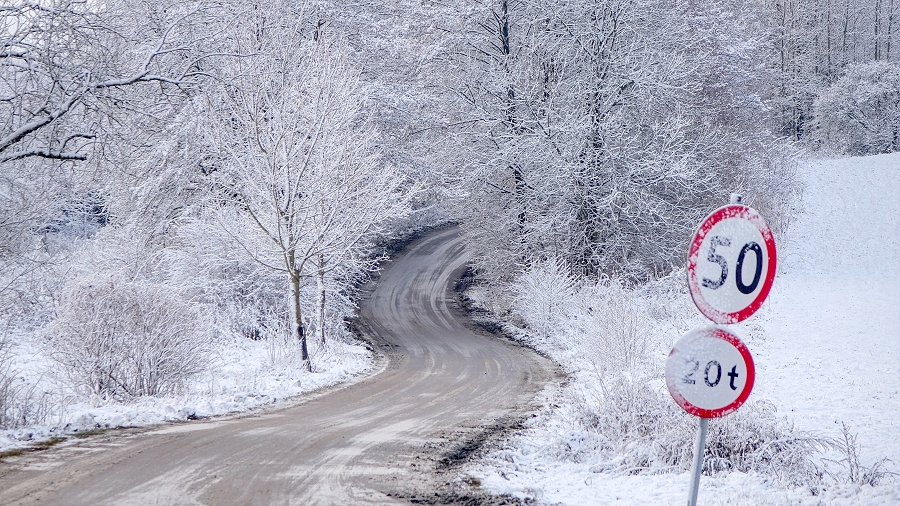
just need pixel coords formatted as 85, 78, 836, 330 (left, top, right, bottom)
666, 327, 755, 419
687, 204, 777, 324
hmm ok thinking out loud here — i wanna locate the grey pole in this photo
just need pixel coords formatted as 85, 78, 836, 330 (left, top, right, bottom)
687, 417, 709, 506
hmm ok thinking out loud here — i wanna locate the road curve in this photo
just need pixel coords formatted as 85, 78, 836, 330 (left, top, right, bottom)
0, 226, 556, 505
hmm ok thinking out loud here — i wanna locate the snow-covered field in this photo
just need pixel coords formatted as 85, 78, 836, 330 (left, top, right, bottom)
469, 152, 900, 505
756, 152, 900, 478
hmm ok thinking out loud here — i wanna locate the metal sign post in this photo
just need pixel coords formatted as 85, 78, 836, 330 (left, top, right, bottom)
687, 417, 708, 506
666, 326, 756, 505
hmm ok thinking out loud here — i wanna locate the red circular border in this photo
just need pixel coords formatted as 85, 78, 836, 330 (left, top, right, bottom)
666, 327, 756, 418
686, 204, 777, 324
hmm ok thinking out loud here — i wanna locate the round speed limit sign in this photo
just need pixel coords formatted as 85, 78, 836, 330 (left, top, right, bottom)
687, 204, 776, 324
666, 327, 755, 418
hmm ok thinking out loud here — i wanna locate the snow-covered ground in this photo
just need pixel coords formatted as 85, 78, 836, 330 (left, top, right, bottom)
755, 152, 900, 476
0, 333, 372, 452
469, 152, 900, 504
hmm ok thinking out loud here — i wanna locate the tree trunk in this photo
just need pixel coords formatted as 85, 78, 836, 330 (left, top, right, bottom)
887, 0, 895, 59
316, 255, 327, 349
876, 0, 883, 61
290, 272, 311, 371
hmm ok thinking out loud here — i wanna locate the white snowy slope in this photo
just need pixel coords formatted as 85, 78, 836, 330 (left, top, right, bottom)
470, 152, 900, 505
754, 151, 900, 473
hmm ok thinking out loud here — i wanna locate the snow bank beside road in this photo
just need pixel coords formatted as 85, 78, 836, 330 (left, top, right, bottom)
0, 334, 371, 452
468, 152, 900, 504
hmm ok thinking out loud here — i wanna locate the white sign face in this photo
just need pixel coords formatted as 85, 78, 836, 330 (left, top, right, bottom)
687, 204, 776, 324
665, 327, 755, 418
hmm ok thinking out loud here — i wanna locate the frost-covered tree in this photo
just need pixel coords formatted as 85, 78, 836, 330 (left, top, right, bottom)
203, 5, 416, 367
0, 0, 227, 163
811, 61, 900, 155
763, 0, 900, 140
0, 0, 235, 314
445, 0, 795, 284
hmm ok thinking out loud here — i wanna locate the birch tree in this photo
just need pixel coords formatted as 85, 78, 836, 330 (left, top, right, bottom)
205, 6, 415, 368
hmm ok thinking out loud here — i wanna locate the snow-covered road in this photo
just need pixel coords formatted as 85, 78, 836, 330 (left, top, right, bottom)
0, 227, 557, 505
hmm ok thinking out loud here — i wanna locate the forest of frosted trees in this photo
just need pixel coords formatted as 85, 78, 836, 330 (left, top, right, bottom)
1, 0, 898, 457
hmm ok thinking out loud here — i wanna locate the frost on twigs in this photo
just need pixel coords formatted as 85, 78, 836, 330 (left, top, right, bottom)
49, 276, 211, 401
824, 422, 896, 487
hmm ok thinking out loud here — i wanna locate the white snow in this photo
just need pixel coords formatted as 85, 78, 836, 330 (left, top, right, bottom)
754, 152, 900, 467
468, 152, 900, 504
0, 333, 372, 452
4, 152, 899, 504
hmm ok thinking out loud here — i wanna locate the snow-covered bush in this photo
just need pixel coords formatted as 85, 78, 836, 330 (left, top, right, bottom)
512, 257, 579, 343
0, 378, 54, 430
166, 216, 289, 343
0, 334, 54, 429
505, 267, 827, 485
810, 62, 900, 155
577, 382, 827, 485
49, 276, 210, 400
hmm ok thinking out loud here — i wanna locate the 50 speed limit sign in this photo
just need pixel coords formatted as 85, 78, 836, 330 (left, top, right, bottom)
687, 204, 776, 324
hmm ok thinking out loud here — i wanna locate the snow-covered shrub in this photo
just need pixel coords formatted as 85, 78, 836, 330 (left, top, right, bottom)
0, 378, 54, 430
0, 332, 58, 429
738, 141, 802, 240
511, 257, 579, 343
572, 281, 653, 383
507, 267, 828, 486
705, 401, 828, 484
49, 276, 210, 400
810, 62, 900, 155
546, 381, 828, 485
577, 382, 827, 485
0, 350, 13, 427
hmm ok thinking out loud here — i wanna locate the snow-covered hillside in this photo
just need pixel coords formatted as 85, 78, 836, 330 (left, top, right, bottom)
469, 152, 900, 505
756, 152, 900, 475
